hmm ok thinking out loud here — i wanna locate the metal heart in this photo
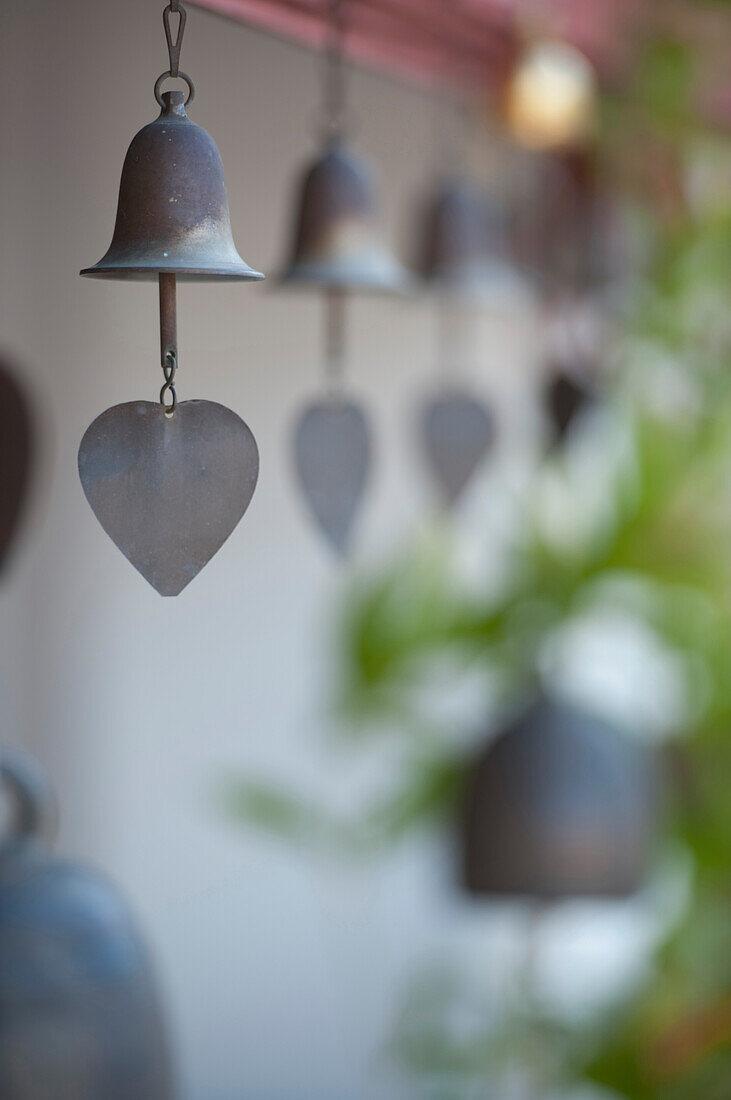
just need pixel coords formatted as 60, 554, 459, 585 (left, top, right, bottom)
420, 388, 494, 506
0, 361, 34, 574
78, 400, 258, 596
293, 398, 371, 555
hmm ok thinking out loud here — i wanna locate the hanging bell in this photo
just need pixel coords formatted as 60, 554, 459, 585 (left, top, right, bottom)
419, 179, 530, 306
81, 90, 263, 281
544, 366, 596, 448
461, 697, 655, 899
280, 141, 408, 293
0, 753, 174, 1099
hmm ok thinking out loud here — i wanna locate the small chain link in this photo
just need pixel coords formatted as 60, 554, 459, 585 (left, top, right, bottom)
160, 351, 178, 416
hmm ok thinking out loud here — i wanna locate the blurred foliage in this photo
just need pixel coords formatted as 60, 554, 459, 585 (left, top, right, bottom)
228, 20, 731, 1100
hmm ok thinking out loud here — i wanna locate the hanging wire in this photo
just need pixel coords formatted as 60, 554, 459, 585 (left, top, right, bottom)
319, 0, 350, 143
320, 2, 349, 395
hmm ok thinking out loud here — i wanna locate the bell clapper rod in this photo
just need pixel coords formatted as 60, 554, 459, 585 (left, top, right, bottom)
159, 273, 178, 415
325, 287, 346, 397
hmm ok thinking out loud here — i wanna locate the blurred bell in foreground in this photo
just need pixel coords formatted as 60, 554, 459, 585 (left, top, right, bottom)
0, 359, 34, 575
81, 89, 262, 281
461, 696, 655, 899
0, 753, 174, 1099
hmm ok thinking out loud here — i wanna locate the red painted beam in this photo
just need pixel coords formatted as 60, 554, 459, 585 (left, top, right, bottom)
190, 0, 519, 93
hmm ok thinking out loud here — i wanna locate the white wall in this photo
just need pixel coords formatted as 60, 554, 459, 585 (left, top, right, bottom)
0, 3, 544, 1098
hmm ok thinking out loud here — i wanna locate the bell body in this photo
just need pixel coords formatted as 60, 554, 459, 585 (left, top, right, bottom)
81, 92, 262, 281
280, 141, 407, 293
544, 367, 596, 448
515, 150, 628, 301
420, 179, 530, 306
461, 697, 654, 899
0, 756, 174, 1100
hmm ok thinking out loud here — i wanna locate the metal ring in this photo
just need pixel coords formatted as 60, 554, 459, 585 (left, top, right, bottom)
154, 70, 195, 108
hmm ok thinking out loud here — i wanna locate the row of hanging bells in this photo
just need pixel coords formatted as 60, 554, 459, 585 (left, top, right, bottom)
77, 0, 522, 586
282, 8, 507, 553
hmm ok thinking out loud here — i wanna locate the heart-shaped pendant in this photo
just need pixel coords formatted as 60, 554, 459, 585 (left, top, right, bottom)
420, 388, 494, 507
78, 400, 258, 595
0, 361, 34, 574
293, 398, 371, 555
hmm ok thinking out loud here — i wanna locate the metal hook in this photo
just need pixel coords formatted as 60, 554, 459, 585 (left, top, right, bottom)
163, 0, 186, 78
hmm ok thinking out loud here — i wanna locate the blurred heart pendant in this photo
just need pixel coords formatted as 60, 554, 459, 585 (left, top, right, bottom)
0, 360, 34, 574
78, 399, 259, 595
420, 388, 494, 506
293, 397, 371, 555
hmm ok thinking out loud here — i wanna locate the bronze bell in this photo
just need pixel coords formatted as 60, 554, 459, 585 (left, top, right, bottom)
420, 179, 529, 305
461, 697, 655, 900
280, 141, 408, 293
81, 91, 263, 281
0, 753, 174, 1099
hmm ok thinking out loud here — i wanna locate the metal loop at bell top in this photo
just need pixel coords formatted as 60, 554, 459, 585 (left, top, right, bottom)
154, 70, 195, 109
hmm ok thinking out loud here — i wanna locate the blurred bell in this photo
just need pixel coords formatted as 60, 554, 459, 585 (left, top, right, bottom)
419, 179, 531, 307
461, 697, 655, 899
544, 366, 596, 448
81, 92, 263, 281
280, 141, 408, 292
0, 753, 174, 1099
0, 359, 34, 573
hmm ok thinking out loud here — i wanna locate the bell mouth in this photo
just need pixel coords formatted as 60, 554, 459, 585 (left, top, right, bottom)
80, 263, 265, 282
279, 250, 410, 295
